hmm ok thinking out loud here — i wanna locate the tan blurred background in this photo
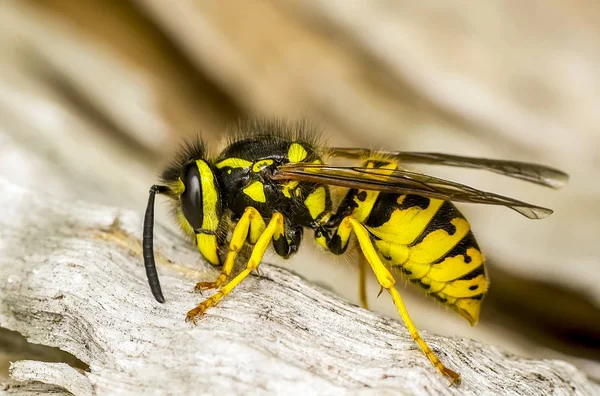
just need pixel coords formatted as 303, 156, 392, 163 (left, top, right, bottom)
1, 0, 599, 385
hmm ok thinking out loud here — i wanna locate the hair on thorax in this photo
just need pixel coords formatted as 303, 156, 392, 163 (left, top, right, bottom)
160, 117, 327, 185
221, 117, 326, 153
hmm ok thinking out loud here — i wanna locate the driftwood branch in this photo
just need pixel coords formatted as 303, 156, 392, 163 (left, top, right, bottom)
0, 180, 597, 395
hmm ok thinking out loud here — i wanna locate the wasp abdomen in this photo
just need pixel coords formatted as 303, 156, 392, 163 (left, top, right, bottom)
367, 195, 488, 325
333, 155, 490, 325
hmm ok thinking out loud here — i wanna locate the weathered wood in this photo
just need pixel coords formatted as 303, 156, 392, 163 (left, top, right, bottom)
0, 180, 598, 395
9, 362, 91, 396
2, 379, 69, 396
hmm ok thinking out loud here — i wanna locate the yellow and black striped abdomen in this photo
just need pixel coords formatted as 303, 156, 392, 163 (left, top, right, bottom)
366, 193, 489, 325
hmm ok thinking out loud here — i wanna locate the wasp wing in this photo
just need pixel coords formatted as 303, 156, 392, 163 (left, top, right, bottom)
329, 148, 568, 189
272, 163, 553, 219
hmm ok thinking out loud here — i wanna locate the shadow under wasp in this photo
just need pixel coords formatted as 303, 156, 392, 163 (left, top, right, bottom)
142, 119, 568, 384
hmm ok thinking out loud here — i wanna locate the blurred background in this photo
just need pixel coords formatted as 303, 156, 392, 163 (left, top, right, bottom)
1, 0, 599, 385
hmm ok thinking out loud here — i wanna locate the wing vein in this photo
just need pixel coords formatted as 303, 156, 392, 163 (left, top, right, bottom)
272, 163, 554, 219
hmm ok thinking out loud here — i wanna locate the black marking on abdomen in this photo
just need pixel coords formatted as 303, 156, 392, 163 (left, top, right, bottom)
457, 265, 485, 281
432, 231, 480, 265
409, 201, 463, 247
433, 295, 448, 304
415, 279, 431, 290
365, 193, 431, 228
468, 293, 485, 301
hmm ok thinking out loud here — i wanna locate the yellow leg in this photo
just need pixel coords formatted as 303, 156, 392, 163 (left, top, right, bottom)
345, 217, 461, 385
358, 254, 369, 309
186, 213, 284, 323
196, 207, 265, 291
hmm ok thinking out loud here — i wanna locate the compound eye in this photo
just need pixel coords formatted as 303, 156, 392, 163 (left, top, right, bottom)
180, 162, 203, 231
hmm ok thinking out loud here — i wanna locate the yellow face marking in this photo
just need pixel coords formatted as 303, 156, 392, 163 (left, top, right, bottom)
288, 143, 308, 163
243, 181, 267, 203
281, 181, 299, 198
170, 177, 185, 195
177, 209, 194, 237
196, 233, 220, 265
367, 198, 444, 244
409, 218, 471, 264
196, 160, 220, 232
216, 157, 253, 169
304, 187, 327, 220
252, 159, 274, 173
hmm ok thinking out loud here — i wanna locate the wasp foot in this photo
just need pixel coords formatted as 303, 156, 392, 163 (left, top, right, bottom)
194, 274, 227, 292
185, 291, 224, 324
443, 367, 461, 386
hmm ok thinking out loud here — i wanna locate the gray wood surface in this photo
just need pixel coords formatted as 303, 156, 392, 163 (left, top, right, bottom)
0, 179, 598, 395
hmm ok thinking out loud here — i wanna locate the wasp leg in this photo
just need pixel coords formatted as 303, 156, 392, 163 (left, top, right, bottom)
358, 254, 369, 309
186, 212, 284, 323
196, 207, 266, 291
273, 223, 303, 259
337, 217, 461, 385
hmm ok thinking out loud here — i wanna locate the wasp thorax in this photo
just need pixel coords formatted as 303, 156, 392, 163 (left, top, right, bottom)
180, 161, 203, 231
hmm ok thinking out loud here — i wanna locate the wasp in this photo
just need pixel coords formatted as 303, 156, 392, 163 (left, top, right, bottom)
142, 119, 568, 384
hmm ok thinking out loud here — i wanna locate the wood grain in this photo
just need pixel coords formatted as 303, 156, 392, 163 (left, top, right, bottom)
1, 180, 598, 395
